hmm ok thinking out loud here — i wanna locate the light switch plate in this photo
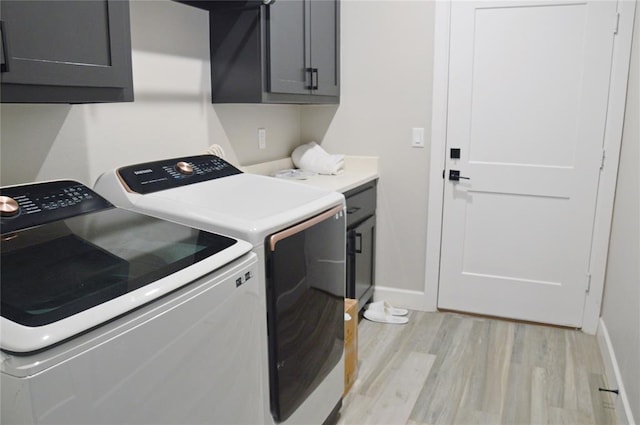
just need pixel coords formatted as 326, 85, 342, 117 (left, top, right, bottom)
258, 128, 266, 149
412, 127, 425, 148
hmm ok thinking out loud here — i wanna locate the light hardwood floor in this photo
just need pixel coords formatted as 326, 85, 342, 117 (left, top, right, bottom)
338, 311, 616, 425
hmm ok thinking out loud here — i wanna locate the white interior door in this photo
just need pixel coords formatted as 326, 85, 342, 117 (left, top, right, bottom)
438, 0, 618, 327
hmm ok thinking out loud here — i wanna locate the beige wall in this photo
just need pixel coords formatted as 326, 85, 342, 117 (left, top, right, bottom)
0, 0, 301, 187
302, 0, 435, 294
0, 0, 435, 298
601, 2, 640, 421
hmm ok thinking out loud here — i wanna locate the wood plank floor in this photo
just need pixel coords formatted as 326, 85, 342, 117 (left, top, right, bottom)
338, 311, 617, 425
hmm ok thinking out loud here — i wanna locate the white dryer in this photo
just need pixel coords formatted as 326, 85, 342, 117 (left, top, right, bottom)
95, 154, 346, 425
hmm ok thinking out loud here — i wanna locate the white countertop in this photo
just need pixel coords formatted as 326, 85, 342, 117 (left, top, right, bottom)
242, 156, 379, 194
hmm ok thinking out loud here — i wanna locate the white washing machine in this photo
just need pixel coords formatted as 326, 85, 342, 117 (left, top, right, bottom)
1, 180, 263, 424
95, 154, 346, 424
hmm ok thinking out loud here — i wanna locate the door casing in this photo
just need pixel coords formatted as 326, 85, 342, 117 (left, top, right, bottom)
423, 0, 637, 334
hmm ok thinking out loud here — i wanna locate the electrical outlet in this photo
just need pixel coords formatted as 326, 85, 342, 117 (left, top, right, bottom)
412, 127, 425, 148
258, 128, 266, 149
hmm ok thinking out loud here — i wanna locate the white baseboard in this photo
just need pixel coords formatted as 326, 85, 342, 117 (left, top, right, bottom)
597, 318, 636, 425
372, 285, 436, 312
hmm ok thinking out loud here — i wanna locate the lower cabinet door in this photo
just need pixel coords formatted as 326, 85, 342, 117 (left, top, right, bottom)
347, 215, 375, 305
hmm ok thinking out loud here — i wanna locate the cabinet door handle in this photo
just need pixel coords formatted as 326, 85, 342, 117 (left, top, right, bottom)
305, 67, 314, 90
346, 206, 360, 215
347, 231, 355, 256
355, 232, 363, 254
305, 68, 318, 90
0, 21, 10, 73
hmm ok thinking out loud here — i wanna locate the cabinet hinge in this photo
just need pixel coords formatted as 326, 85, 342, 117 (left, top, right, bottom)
586, 273, 592, 293
614, 13, 620, 34
600, 149, 606, 170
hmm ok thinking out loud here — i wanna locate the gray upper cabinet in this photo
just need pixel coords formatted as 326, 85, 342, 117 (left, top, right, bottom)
207, 0, 339, 104
0, 0, 133, 103
308, 0, 339, 97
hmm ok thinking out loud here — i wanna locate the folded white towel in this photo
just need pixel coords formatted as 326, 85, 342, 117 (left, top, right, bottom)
291, 142, 344, 175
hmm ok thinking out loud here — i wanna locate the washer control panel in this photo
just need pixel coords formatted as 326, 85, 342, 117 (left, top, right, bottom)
117, 154, 242, 194
0, 180, 113, 234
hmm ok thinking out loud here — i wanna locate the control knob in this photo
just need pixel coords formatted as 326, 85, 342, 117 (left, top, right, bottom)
176, 161, 194, 175
0, 196, 20, 217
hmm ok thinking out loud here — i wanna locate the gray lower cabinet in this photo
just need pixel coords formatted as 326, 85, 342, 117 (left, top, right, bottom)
206, 0, 339, 104
0, 0, 133, 103
345, 180, 377, 311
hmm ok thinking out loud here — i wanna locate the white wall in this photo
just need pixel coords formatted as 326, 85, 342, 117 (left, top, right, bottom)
601, 2, 640, 422
302, 0, 435, 296
0, 0, 301, 187
0, 0, 434, 305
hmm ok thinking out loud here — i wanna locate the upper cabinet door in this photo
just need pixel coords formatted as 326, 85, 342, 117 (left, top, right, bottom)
0, 0, 133, 103
207, 0, 340, 103
268, 0, 310, 95
309, 0, 339, 97
268, 0, 339, 97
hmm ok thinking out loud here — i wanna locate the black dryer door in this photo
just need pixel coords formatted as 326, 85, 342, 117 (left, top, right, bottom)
265, 204, 345, 422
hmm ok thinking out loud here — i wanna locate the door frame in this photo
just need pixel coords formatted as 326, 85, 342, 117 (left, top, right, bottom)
423, 0, 637, 334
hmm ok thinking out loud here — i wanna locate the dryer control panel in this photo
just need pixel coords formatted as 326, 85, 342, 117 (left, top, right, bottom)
117, 155, 242, 194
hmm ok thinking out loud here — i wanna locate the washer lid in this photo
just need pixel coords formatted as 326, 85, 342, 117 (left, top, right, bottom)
1, 206, 251, 353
